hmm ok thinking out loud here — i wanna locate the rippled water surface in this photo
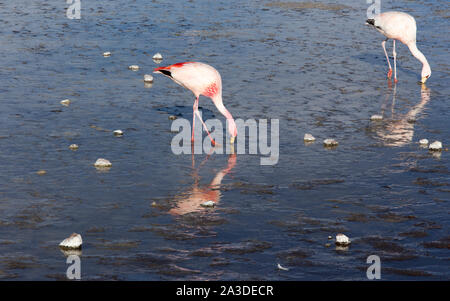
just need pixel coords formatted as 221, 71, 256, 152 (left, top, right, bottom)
0, 0, 449, 280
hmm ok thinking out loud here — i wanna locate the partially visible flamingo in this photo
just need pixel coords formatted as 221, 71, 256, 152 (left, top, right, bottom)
366, 11, 431, 83
154, 62, 237, 145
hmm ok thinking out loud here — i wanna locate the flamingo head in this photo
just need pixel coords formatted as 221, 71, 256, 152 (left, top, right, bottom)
421, 65, 431, 84
228, 118, 237, 144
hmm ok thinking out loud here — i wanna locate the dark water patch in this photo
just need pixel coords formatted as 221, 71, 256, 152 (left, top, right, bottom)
399, 231, 428, 238
210, 257, 230, 267
86, 226, 106, 234
423, 236, 450, 250
158, 264, 201, 276
178, 213, 229, 227
1, 255, 40, 270
0, 240, 15, 245
45, 273, 69, 281
413, 178, 450, 187
190, 248, 215, 257
384, 267, 432, 277
276, 248, 316, 267
345, 213, 371, 223
222, 182, 275, 195
0, 270, 18, 280
376, 212, 416, 223
290, 179, 345, 190
409, 166, 449, 174
413, 221, 442, 230
356, 236, 418, 261
213, 240, 272, 255
148, 224, 211, 240
93, 239, 141, 250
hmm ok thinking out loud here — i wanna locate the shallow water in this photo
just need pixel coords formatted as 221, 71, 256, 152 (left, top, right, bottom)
0, 0, 449, 280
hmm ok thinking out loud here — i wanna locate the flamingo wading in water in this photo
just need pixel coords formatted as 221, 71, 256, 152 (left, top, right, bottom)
154, 62, 237, 145
366, 11, 431, 83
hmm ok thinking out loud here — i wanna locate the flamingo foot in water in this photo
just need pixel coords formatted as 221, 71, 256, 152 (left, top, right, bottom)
394, 78, 398, 83
387, 69, 392, 79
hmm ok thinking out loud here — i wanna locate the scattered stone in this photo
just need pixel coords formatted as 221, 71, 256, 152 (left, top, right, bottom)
325, 243, 331, 247
59, 233, 82, 249
335, 233, 351, 246
304, 133, 316, 142
69, 144, 79, 150
36, 170, 47, 176
370, 114, 383, 121
151, 201, 157, 207
60, 99, 71, 106
328, 236, 332, 240
103, 51, 111, 57
94, 158, 112, 168
113, 130, 123, 136
168, 115, 177, 120
144, 74, 154, 83
152, 53, 163, 60
323, 139, 338, 147
200, 201, 216, 208
277, 263, 289, 271
429, 141, 442, 151
128, 65, 139, 71
419, 139, 429, 146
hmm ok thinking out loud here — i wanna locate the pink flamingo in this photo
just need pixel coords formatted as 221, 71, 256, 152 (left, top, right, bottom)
154, 62, 237, 145
366, 11, 431, 83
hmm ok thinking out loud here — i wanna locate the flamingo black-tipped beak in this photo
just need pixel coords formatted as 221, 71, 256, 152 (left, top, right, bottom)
153, 68, 172, 77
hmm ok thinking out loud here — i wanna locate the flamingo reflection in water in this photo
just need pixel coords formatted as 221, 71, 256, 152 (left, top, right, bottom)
374, 83, 431, 147
169, 153, 237, 216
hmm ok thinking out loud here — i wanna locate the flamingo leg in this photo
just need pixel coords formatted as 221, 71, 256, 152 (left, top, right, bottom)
382, 38, 392, 79
192, 96, 216, 146
194, 110, 216, 146
393, 40, 398, 83
192, 97, 198, 142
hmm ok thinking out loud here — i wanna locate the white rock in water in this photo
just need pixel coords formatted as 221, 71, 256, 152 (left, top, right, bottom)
323, 139, 338, 147
128, 65, 139, 71
370, 114, 383, 121
304, 133, 316, 142
429, 141, 442, 151
113, 130, 123, 136
152, 53, 163, 60
60, 99, 71, 106
335, 233, 351, 246
200, 200, 215, 208
103, 51, 111, 57
419, 139, 429, 145
94, 158, 112, 168
59, 233, 82, 249
144, 74, 154, 83
69, 144, 79, 150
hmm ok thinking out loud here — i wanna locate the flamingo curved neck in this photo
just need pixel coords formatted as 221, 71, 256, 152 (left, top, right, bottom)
407, 42, 430, 74
212, 94, 233, 120
212, 94, 237, 138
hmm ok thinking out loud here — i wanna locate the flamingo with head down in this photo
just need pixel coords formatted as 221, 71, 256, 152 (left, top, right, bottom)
366, 11, 431, 84
154, 62, 237, 146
